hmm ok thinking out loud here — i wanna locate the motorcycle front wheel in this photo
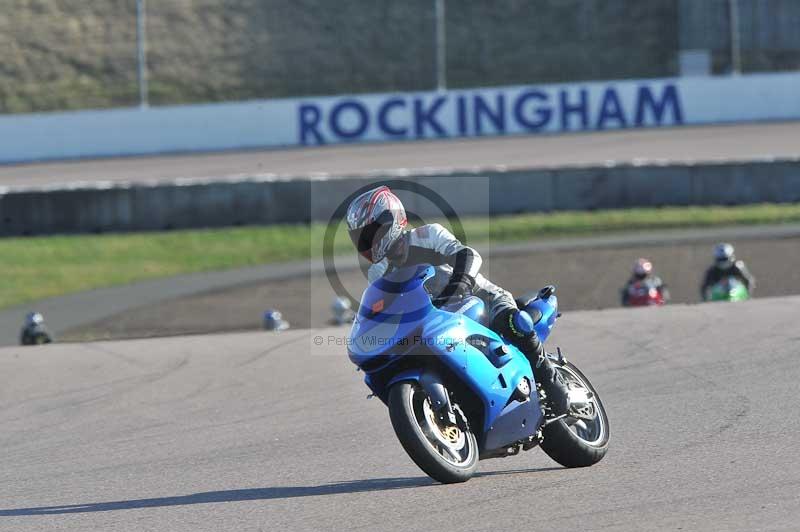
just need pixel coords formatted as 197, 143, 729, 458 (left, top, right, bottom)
541, 361, 610, 467
388, 381, 478, 484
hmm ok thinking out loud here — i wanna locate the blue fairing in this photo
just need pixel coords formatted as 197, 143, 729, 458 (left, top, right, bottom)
442, 296, 488, 326
348, 265, 435, 369
348, 265, 556, 452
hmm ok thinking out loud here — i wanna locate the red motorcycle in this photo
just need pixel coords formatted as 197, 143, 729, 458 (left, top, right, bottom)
622, 280, 666, 307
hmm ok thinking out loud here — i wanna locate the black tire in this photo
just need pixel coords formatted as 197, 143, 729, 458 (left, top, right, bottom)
540, 361, 610, 468
387, 381, 478, 484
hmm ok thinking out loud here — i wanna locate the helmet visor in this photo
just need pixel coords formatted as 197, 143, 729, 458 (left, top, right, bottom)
348, 221, 383, 262
347, 211, 394, 263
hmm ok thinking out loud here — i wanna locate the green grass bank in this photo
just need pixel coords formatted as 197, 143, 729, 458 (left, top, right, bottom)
2, 203, 800, 310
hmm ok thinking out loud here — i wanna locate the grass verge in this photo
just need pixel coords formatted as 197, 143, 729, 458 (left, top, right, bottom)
2, 203, 800, 310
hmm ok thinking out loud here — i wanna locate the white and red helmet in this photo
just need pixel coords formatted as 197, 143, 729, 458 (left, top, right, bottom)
713, 243, 735, 268
346, 186, 407, 263
633, 258, 653, 278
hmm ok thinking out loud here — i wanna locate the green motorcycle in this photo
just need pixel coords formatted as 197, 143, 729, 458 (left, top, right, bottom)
708, 277, 750, 302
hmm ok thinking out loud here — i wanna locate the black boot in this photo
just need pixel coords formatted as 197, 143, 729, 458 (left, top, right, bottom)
494, 308, 571, 416
531, 352, 571, 417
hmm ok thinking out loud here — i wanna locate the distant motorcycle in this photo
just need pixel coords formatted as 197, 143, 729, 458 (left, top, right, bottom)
20, 325, 52, 345
622, 280, 666, 307
348, 265, 609, 484
707, 277, 750, 302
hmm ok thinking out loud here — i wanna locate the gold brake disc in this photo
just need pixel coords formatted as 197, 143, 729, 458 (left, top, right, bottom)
441, 425, 461, 444
426, 403, 461, 444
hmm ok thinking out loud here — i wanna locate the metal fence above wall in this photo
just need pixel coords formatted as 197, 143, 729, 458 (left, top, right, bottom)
1, 0, 799, 115
679, 0, 800, 75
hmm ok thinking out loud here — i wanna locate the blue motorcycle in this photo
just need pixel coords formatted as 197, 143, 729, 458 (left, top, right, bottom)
348, 265, 609, 483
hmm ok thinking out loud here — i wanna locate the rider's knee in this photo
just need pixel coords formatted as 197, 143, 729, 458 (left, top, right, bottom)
492, 308, 542, 356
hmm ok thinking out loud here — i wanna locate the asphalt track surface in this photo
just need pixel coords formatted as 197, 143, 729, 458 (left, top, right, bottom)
1, 295, 798, 531
1, 121, 800, 188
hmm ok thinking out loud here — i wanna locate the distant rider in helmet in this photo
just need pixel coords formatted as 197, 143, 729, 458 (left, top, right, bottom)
263, 309, 290, 332
345, 185, 570, 415
330, 296, 356, 326
701, 243, 755, 301
20, 311, 53, 345
621, 258, 670, 306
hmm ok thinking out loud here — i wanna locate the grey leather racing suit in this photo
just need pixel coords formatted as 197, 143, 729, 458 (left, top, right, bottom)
367, 223, 516, 322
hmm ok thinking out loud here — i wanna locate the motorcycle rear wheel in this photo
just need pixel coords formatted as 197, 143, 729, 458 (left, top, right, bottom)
541, 361, 610, 467
388, 381, 478, 484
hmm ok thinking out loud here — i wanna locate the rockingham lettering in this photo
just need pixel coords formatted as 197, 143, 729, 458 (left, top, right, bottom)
298, 82, 684, 145
414, 96, 448, 137
514, 89, 551, 131
473, 93, 505, 135
377, 97, 407, 138
329, 100, 369, 139
596, 89, 627, 129
635, 84, 683, 126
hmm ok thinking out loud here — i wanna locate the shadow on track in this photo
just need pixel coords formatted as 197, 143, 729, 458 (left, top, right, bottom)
0, 467, 561, 516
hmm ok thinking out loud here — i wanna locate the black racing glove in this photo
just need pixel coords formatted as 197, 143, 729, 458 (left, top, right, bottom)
441, 273, 475, 301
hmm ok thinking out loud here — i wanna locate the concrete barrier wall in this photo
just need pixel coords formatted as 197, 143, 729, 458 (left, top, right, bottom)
2, 159, 799, 236
2, 72, 800, 163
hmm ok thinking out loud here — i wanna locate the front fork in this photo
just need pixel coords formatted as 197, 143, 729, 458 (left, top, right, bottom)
419, 369, 457, 426
419, 371, 474, 438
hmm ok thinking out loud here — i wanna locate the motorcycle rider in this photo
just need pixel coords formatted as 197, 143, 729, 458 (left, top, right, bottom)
20, 311, 53, 345
345, 185, 570, 415
330, 296, 356, 325
700, 243, 755, 301
621, 258, 670, 306
263, 309, 290, 331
